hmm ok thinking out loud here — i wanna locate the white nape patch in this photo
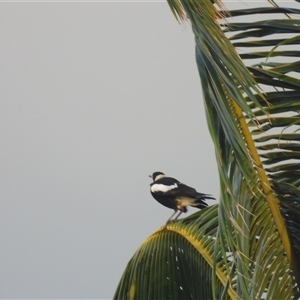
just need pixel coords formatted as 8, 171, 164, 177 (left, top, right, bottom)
151, 183, 178, 193
154, 173, 165, 181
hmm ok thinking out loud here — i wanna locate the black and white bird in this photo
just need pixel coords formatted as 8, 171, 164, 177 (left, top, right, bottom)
150, 172, 215, 224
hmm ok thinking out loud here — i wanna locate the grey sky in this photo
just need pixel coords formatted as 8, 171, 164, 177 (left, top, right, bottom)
0, 2, 219, 299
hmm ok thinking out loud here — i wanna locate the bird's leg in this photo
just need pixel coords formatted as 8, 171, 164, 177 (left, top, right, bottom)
165, 210, 178, 224
173, 211, 183, 221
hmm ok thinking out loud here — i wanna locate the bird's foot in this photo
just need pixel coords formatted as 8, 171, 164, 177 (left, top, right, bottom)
165, 219, 178, 226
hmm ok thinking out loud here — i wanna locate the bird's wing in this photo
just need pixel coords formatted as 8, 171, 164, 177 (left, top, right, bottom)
151, 177, 197, 197
171, 183, 198, 197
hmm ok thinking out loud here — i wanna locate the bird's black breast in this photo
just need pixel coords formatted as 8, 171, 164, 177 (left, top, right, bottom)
150, 177, 181, 210
150, 192, 178, 210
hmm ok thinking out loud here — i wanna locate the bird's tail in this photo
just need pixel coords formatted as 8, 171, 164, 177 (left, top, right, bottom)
194, 193, 215, 209
197, 193, 216, 201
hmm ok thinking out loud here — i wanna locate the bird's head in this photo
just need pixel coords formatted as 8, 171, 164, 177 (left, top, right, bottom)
149, 171, 165, 181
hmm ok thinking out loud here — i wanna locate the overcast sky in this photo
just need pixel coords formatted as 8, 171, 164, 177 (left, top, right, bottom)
0, 2, 221, 299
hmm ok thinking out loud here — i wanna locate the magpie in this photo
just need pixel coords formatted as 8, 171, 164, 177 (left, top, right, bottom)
150, 172, 215, 224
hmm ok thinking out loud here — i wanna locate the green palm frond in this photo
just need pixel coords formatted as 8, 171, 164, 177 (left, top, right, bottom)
115, 206, 235, 299
176, 0, 300, 295
220, 0, 300, 272
114, 1, 300, 299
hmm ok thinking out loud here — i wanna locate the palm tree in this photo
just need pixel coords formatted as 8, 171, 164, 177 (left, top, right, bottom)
114, 0, 300, 299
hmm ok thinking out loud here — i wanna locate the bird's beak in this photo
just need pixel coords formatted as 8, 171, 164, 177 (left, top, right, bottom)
149, 174, 152, 178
